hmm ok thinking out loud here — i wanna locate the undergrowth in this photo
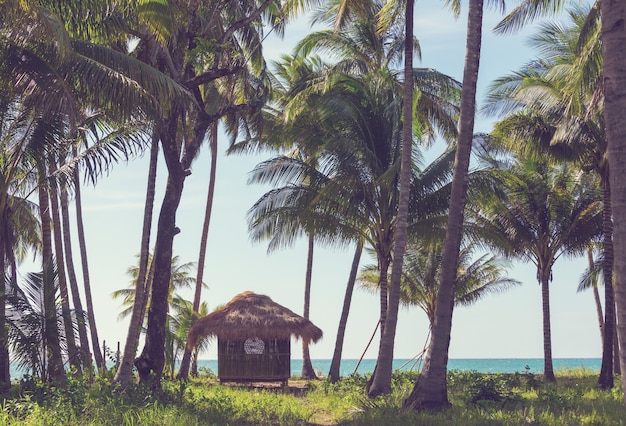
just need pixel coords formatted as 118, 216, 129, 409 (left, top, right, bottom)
0, 368, 623, 425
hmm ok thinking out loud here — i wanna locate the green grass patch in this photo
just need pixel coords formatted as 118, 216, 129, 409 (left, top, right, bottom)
0, 369, 623, 425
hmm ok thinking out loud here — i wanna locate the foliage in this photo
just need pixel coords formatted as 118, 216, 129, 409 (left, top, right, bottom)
0, 370, 621, 425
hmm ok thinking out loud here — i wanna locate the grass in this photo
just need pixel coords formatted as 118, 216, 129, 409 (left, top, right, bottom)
0, 368, 624, 425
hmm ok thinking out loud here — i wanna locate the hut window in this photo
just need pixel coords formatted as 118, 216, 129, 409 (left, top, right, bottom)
243, 338, 265, 354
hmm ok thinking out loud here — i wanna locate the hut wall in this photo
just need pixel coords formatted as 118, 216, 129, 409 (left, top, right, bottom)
217, 338, 290, 382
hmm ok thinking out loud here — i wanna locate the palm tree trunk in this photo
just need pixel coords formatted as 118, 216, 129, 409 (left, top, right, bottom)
178, 123, 218, 380
0, 254, 9, 392
404, 0, 484, 410
602, 0, 626, 405
587, 248, 604, 343
73, 167, 104, 373
38, 163, 65, 384
598, 177, 614, 389
328, 241, 363, 382
365, 250, 390, 393
136, 170, 184, 387
540, 269, 556, 382
368, 0, 415, 397
378, 254, 390, 334
47, 162, 81, 374
301, 233, 317, 379
614, 325, 621, 375
114, 135, 159, 386
60, 185, 93, 378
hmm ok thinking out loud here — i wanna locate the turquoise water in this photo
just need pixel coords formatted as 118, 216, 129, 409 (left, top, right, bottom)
9, 358, 601, 380
196, 358, 601, 378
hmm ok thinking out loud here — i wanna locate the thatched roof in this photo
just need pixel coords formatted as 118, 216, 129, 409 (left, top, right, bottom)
187, 291, 323, 348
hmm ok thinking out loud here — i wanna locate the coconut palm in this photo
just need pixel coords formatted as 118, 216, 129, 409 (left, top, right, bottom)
359, 241, 520, 333
295, 3, 462, 393
118, 0, 290, 388
168, 297, 210, 379
4, 260, 84, 384
484, 4, 618, 387
404, 0, 498, 408
493, 0, 626, 402
2, 0, 192, 385
111, 255, 199, 322
599, 1, 626, 402
0, 95, 42, 389
476, 157, 602, 382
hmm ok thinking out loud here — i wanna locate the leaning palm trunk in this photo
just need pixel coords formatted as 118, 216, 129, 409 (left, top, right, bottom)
73, 167, 104, 373
367, 0, 415, 397
114, 136, 159, 386
598, 178, 615, 388
404, 0, 484, 410
47, 161, 81, 375
602, 0, 626, 407
301, 233, 317, 379
136, 115, 210, 387
60, 185, 93, 377
328, 242, 363, 382
0, 256, 8, 391
38, 164, 65, 384
178, 123, 218, 380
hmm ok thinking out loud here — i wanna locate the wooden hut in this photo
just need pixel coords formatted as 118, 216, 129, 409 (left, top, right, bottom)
187, 291, 323, 385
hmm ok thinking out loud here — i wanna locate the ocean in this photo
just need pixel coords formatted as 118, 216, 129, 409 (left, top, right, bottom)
196, 358, 602, 378
9, 358, 601, 380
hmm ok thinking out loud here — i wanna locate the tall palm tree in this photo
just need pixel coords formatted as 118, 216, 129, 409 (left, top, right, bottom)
120, 0, 287, 388
306, 0, 422, 395
404, 0, 491, 409
368, 0, 415, 397
328, 240, 363, 382
2, 0, 192, 385
115, 132, 159, 384
177, 122, 218, 380
601, 0, 626, 404
484, 4, 618, 387
476, 157, 602, 382
492, 0, 626, 400
297, 4, 461, 394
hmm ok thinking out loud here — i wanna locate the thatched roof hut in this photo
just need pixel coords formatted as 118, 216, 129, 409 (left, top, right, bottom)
188, 291, 323, 345
187, 291, 323, 385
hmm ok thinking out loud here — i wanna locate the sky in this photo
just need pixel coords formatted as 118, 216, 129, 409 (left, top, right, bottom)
20, 1, 602, 363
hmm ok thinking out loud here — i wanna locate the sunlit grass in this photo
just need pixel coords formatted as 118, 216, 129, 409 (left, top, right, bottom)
0, 368, 623, 425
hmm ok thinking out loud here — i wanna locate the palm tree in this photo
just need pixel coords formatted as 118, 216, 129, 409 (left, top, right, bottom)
0, 94, 42, 389
177, 123, 218, 380
601, 0, 626, 404
165, 296, 210, 379
114, 134, 159, 384
2, 0, 192, 385
368, 0, 415, 398
484, 4, 618, 387
492, 0, 626, 400
120, 0, 287, 388
404, 0, 492, 409
477, 157, 602, 382
5, 266, 69, 381
328, 240, 363, 382
297, 4, 462, 394
359, 241, 520, 333
111, 255, 198, 322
